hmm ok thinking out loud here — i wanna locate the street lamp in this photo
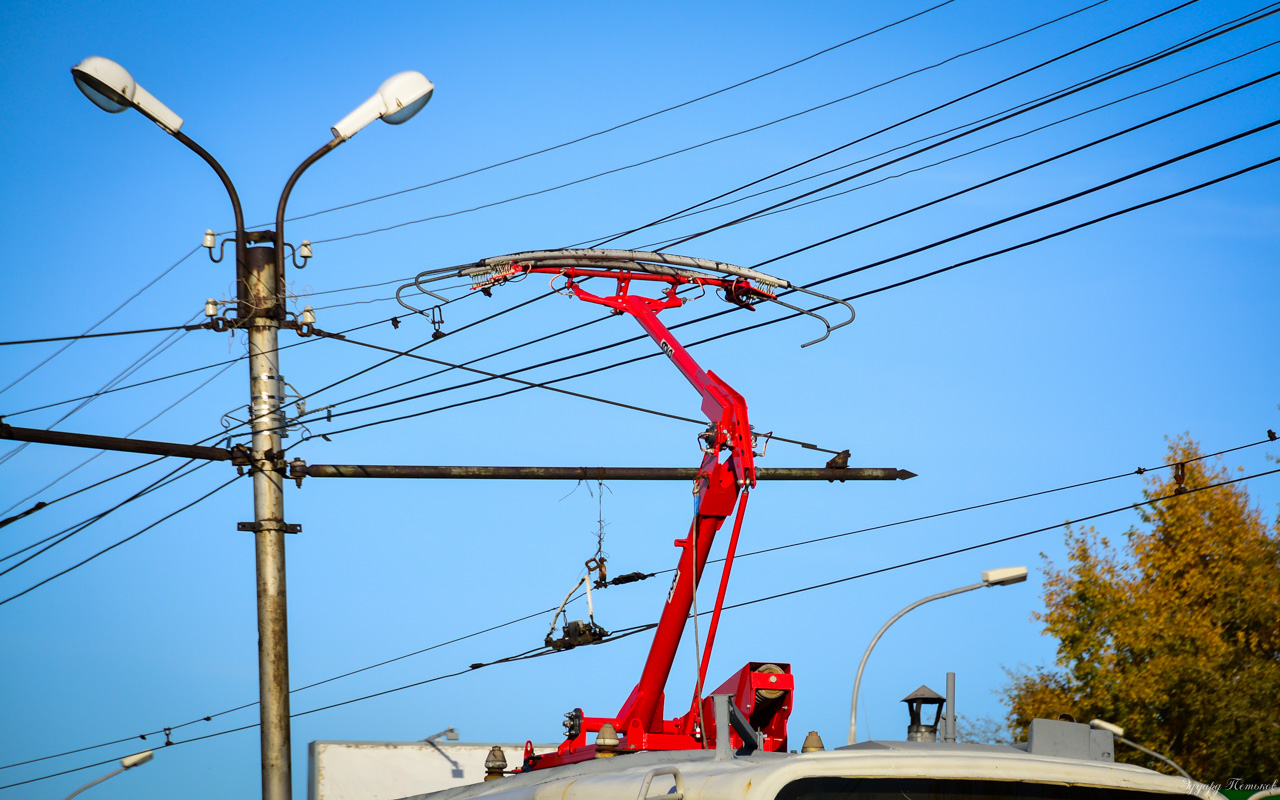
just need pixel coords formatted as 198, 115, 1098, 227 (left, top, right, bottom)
847, 566, 1028, 745
63, 750, 153, 799
1089, 719, 1193, 780
71, 57, 433, 800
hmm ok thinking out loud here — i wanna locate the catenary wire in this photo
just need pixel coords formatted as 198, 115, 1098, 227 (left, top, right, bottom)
340, 52, 1279, 430
22, 3, 1259, 437
0, 358, 240, 519
272, 0, 960, 228
657, 2, 1278, 251
0, 246, 199, 396
0, 311, 205, 469
309, 0, 1115, 246
593, 0, 1217, 249
0, 458, 211, 573
0, 323, 208, 346
9, 460, 1275, 790
299, 15, 1280, 427
7, 432, 1272, 768
619, 38, 1280, 252
3, 308, 410, 418
12, 9, 1268, 424
0, 470, 242, 607
324, 146, 1280, 441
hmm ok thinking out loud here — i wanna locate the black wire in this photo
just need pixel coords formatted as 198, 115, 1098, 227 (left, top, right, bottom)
678, 437, 1280, 575
0, 323, 207, 347
309, 142, 1280, 445
609, 150, 1280, 367
318, 58, 1274, 420
296, 40, 1280, 440
3, 310, 401, 419
0, 314, 203, 468
0, 472, 242, 607
0, 459, 211, 570
0, 247, 200, 397
7, 433, 1274, 771
0, 359, 240, 519
279, 289, 556, 420
11, 461, 1276, 790
15, 6, 1265, 427
310, 0, 1113, 247
275, 0, 960, 228
719, 465, 1280, 612
319, 332, 712, 429
770, 114, 1280, 279
617, 38, 1280, 253
660, 1, 1277, 251
596, 0, 1212, 250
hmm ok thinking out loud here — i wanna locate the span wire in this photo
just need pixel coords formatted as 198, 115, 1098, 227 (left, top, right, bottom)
310, 0, 1115, 247
657, 2, 1278, 251
10, 460, 1276, 791
274, 0, 960, 228
0, 246, 199, 396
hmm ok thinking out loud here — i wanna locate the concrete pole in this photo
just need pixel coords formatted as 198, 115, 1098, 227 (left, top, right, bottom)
245, 243, 292, 800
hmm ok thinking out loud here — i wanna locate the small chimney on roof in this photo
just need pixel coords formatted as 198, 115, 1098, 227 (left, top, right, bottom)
903, 685, 945, 742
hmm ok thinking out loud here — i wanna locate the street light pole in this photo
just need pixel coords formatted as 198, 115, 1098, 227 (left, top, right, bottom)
847, 566, 1027, 745
63, 751, 153, 800
245, 240, 293, 800
71, 58, 434, 800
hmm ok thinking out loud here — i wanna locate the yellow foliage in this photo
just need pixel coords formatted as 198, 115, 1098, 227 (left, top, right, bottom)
1004, 436, 1280, 778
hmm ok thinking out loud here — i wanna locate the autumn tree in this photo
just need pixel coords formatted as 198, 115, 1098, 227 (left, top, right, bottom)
1003, 436, 1280, 779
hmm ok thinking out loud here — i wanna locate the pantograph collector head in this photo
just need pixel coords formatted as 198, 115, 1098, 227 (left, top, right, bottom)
396, 249, 854, 347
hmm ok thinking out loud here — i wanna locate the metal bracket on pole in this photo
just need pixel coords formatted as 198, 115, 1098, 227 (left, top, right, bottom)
238, 521, 302, 534
712, 693, 761, 760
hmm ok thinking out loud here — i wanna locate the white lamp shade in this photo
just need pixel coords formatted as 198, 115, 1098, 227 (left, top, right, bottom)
330, 71, 433, 140
72, 56, 135, 112
71, 56, 184, 134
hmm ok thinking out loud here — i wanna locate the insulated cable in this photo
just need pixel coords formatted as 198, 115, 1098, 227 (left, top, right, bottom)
272, 0, 961, 228
657, 2, 1278, 251
309, 0, 1115, 247
9, 460, 1275, 790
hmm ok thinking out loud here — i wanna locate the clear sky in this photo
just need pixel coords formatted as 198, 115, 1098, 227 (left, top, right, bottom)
1, 0, 1277, 797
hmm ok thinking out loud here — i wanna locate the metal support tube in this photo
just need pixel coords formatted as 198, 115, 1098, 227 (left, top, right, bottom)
944, 672, 956, 743
0, 424, 231, 461
302, 465, 913, 481
246, 244, 292, 800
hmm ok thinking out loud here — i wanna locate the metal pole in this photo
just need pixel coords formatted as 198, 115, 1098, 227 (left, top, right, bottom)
301, 465, 914, 481
245, 243, 292, 800
846, 581, 984, 746
944, 671, 956, 743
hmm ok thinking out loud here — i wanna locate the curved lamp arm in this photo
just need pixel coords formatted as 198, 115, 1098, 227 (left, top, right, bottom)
847, 566, 1027, 745
847, 581, 984, 746
72, 58, 246, 301
273, 70, 434, 289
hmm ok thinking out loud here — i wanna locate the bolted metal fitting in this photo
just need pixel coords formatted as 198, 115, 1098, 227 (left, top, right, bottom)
595, 723, 619, 757
801, 731, 825, 752
288, 458, 307, 488
483, 746, 507, 781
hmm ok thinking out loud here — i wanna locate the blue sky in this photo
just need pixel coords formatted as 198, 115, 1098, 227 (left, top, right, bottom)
1, 0, 1278, 797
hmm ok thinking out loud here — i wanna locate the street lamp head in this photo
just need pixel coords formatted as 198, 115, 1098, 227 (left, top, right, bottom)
71, 57, 184, 134
120, 750, 154, 769
982, 566, 1029, 587
330, 71, 434, 141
